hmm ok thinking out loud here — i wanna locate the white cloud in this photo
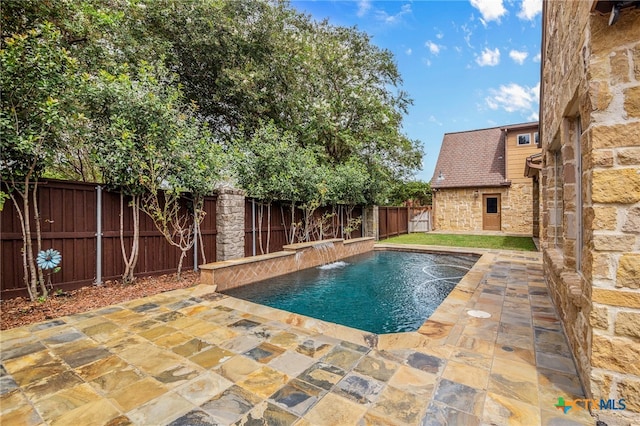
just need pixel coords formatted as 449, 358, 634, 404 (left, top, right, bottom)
423, 58, 432, 67
357, 0, 371, 17
532, 52, 541, 62
428, 115, 443, 126
476, 47, 500, 66
375, 3, 412, 24
436, 31, 444, 39
425, 41, 442, 55
405, 48, 412, 56
470, 0, 507, 23
509, 50, 528, 65
461, 24, 473, 48
485, 82, 540, 117
518, 0, 542, 20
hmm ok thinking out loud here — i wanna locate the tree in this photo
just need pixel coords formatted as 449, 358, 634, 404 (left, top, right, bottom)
83, 63, 221, 281
139, 111, 221, 278
1, 23, 79, 300
388, 180, 433, 206
323, 159, 369, 238
140, 1, 422, 204
234, 121, 321, 251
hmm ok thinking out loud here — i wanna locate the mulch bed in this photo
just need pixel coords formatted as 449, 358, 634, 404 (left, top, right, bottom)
1, 271, 200, 330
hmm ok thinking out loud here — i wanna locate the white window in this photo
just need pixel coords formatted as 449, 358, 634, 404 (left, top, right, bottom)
534, 132, 539, 145
517, 133, 531, 145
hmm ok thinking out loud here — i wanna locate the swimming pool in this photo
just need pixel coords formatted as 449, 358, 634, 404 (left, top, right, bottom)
223, 250, 479, 334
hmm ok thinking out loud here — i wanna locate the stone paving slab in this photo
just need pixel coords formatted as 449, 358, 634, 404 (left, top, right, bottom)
0, 249, 595, 425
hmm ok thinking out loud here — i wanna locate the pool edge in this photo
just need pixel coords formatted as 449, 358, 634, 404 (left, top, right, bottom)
208, 244, 498, 352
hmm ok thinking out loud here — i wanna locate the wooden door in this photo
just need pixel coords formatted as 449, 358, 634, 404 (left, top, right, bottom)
483, 194, 501, 231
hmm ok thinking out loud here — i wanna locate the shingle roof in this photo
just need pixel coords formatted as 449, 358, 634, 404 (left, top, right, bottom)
431, 126, 507, 189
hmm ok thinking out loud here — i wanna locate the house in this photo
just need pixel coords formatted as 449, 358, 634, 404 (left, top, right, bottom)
540, 1, 640, 424
430, 122, 541, 235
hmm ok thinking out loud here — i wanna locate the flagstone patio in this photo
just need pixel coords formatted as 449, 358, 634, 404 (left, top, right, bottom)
1, 248, 594, 425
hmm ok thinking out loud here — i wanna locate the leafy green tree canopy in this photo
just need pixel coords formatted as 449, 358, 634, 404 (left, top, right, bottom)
387, 180, 433, 206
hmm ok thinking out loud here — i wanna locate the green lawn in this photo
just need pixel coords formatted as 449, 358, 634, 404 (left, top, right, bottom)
382, 233, 537, 251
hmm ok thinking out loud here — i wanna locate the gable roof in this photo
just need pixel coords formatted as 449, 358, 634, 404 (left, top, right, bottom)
431, 126, 507, 189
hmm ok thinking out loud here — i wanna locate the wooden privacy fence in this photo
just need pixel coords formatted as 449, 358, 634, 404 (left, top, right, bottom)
1, 179, 217, 299
244, 199, 363, 256
378, 206, 409, 239
378, 206, 432, 240
408, 206, 433, 233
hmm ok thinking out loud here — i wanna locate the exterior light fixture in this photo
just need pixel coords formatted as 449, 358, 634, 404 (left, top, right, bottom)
593, 1, 640, 26
609, 3, 621, 24
473, 189, 479, 198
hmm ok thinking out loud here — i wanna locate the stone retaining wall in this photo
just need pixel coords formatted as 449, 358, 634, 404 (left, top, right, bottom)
200, 237, 375, 292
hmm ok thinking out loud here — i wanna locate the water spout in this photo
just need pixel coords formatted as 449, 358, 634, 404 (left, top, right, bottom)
312, 241, 337, 266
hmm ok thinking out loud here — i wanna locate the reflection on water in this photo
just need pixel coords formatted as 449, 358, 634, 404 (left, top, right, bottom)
223, 251, 479, 334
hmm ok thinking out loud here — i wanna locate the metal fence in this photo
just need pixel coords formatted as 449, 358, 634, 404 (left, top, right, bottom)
1, 179, 217, 299
244, 199, 363, 256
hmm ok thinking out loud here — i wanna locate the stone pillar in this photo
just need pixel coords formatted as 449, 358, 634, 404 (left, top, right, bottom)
363, 205, 379, 241
216, 187, 245, 261
532, 178, 540, 239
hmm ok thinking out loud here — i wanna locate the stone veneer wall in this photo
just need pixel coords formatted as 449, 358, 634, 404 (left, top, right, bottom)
532, 178, 541, 238
433, 184, 535, 235
541, 2, 640, 423
216, 187, 246, 261
201, 237, 375, 292
363, 206, 379, 240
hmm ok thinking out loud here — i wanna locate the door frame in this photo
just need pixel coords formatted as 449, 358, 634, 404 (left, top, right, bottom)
482, 193, 501, 231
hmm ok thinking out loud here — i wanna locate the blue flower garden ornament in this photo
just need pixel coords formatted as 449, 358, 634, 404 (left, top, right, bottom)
36, 249, 62, 270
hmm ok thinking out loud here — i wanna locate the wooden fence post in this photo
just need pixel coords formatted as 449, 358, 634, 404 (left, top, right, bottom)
95, 185, 103, 285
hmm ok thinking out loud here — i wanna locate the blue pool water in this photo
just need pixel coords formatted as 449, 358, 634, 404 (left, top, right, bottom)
223, 250, 479, 334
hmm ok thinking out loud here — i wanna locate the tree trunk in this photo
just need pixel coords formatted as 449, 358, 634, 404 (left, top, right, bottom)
9, 190, 34, 301
196, 209, 206, 265
266, 201, 271, 254
120, 193, 140, 284
193, 196, 206, 265
22, 179, 39, 300
177, 249, 186, 280
131, 195, 140, 279
32, 180, 47, 296
257, 202, 264, 255
289, 203, 296, 244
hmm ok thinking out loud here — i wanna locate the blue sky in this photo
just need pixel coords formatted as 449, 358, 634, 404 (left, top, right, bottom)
290, 0, 543, 182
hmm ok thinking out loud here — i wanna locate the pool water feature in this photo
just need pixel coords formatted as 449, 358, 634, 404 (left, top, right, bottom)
223, 250, 479, 334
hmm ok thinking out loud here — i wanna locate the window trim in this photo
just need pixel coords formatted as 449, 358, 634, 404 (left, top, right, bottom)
517, 133, 531, 146
576, 118, 583, 274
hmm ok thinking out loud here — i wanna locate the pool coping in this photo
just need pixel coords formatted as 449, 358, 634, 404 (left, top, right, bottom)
2, 245, 594, 425
214, 243, 509, 351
